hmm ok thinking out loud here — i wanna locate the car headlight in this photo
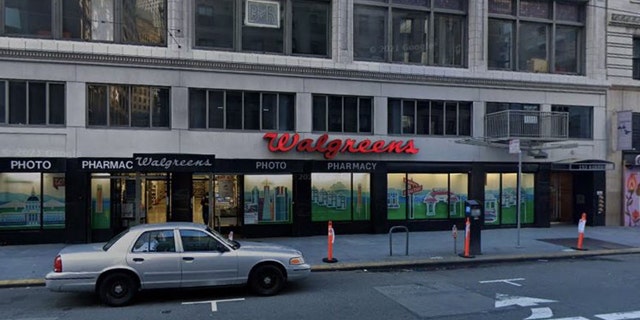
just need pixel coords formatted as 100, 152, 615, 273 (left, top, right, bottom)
289, 256, 305, 265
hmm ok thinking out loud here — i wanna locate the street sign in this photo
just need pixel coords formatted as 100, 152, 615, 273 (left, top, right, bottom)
509, 139, 521, 154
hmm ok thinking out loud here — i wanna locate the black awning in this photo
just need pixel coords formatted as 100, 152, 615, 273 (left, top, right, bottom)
551, 159, 614, 171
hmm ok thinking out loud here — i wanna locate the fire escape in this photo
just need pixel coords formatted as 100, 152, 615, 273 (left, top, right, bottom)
458, 110, 574, 157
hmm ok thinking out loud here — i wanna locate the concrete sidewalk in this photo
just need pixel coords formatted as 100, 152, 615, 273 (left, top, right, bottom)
2, 225, 640, 288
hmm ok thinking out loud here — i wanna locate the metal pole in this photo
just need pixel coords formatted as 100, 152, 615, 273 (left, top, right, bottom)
517, 148, 522, 247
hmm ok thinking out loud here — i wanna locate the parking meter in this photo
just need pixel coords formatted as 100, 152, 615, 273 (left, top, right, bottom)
465, 200, 483, 255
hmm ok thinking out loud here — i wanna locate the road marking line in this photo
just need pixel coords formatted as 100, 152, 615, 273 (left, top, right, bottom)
495, 293, 556, 308
526, 307, 554, 319
480, 278, 525, 287
595, 311, 640, 320
182, 298, 245, 312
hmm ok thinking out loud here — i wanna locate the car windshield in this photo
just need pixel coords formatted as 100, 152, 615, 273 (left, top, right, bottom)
102, 228, 130, 251
207, 227, 240, 249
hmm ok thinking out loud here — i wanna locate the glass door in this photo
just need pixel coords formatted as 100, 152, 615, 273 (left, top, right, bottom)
193, 174, 214, 227
144, 175, 169, 224
215, 175, 240, 229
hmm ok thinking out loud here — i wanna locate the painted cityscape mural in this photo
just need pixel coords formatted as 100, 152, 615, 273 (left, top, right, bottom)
311, 173, 370, 221
484, 173, 535, 225
387, 173, 468, 220
244, 175, 292, 224
0, 173, 65, 229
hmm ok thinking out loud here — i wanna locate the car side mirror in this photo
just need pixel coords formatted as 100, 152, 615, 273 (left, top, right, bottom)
213, 242, 229, 252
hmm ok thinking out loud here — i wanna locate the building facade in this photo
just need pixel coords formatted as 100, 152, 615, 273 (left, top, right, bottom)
0, 0, 612, 244
607, 0, 640, 228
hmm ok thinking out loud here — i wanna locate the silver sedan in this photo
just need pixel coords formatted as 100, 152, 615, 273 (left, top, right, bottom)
45, 222, 311, 306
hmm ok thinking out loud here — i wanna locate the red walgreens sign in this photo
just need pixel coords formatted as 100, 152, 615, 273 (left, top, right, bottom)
263, 133, 419, 160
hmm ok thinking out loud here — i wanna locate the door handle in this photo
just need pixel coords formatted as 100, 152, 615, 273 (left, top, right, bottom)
133, 258, 144, 262
182, 257, 195, 261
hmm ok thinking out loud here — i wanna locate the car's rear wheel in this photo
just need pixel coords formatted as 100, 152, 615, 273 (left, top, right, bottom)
98, 273, 138, 307
250, 264, 285, 296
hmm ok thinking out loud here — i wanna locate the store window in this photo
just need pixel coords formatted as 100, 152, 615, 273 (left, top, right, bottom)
312, 95, 372, 133
488, 0, 585, 74
0, 173, 65, 230
388, 99, 471, 136
194, 0, 331, 57
189, 89, 295, 131
243, 175, 292, 224
1, 0, 166, 45
0, 80, 65, 126
311, 173, 370, 221
87, 84, 170, 128
354, 0, 466, 67
484, 173, 534, 226
387, 173, 468, 220
551, 105, 592, 139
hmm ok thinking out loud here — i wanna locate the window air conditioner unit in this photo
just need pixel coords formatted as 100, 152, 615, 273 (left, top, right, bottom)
528, 58, 548, 73
245, 0, 280, 28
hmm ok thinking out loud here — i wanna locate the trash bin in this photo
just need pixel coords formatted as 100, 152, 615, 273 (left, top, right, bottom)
465, 200, 483, 255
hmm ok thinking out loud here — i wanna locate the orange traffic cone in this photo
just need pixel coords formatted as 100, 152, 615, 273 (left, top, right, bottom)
572, 213, 588, 251
459, 217, 475, 258
323, 221, 338, 263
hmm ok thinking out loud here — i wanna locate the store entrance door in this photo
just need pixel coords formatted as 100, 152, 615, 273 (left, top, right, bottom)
550, 172, 573, 223
142, 174, 169, 224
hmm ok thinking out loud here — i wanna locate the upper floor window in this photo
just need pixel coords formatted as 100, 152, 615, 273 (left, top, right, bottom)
486, 102, 539, 114
1, 0, 166, 46
87, 84, 170, 128
194, 0, 331, 57
354, 0, 467, 67
189, 89, 295, 131
0, 80, 65, 126
388, 98, 472, 136
551, 105, 592, 139
312, 95, 372, 133
488, 0, 585, 74
634, 38, 640, 80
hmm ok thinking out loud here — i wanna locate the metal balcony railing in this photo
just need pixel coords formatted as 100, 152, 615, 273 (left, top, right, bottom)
485, 110, 569, 142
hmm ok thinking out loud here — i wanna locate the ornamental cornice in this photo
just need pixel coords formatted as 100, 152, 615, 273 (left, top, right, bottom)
609, 13, 640, 28
0, 48, 608, 94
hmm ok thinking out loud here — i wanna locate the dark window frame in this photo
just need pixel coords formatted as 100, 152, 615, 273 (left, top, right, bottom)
387, 98, 472, 136
487, 0, 585, 74
0, 80, 66, 126
551, 104, 593, 139
188, 88, 296, 131
193, 0, 332, 58
633, 37, 640, 80
0, 0, 167, 46
312, 94, 373, 134
353, 0, 467, 67
86, 83, 171, 128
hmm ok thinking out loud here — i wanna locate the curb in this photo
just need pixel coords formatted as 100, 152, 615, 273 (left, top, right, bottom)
3, 248, 640, 289
0, 278, 45, 288
309, 247, 640, 272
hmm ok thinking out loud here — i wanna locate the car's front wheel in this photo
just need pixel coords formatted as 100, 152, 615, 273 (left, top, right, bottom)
249, 264, 285, 296
98, 272, 138, 307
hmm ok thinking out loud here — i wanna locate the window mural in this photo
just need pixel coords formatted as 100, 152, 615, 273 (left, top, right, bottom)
0, 173, 65, 230
91, 178, 111, 229
244, 175, 292, 224
624, 169, 640, 227
485, 173, 535, 225
311, 173, 371, 222
387, 173, 468, 220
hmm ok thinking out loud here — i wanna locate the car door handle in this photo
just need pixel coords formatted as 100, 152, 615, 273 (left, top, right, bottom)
133, 258, 144, 262
182, 257, 194, 261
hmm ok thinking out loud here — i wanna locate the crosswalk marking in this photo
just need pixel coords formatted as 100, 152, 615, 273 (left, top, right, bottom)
595, 311, 640, 320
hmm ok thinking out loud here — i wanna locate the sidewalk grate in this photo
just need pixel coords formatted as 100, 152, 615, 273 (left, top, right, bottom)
537, 238, 633, 250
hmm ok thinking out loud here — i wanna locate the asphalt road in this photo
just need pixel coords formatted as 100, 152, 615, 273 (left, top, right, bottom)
2, 255, 640, 320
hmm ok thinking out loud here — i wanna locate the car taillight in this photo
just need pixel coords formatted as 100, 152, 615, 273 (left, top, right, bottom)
53, 255, 62, 273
